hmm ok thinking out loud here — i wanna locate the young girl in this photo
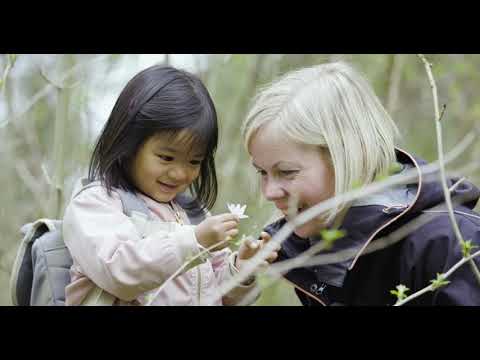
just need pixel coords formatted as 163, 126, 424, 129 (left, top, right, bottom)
63, 65, 277, 306
242, 61, 480, 306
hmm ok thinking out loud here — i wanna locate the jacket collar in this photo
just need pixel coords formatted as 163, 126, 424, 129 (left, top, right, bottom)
346, 147, 423, 270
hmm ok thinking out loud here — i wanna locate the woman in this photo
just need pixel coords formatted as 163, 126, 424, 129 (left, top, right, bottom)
242, 61, 480, 305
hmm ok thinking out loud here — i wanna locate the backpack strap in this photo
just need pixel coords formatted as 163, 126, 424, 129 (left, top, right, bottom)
31, 222, 71, 305
80, 179, 206, 224
116, 189, 152, 220
174, 192, 208, 225
115, 188, 207, 224
73, 180, 152, 305
10, 219, 60, 306
78, 179, 152, 220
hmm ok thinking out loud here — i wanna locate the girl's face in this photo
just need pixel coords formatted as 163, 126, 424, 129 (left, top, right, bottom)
249, 125, 335, 238
130, 131, 204, 203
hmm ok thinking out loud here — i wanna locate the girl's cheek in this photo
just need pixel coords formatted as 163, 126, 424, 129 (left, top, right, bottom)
190, 168, 201, 182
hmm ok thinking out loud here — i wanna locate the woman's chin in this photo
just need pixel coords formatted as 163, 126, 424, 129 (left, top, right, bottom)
292, 217, 328, 239
293, 225, 317, 240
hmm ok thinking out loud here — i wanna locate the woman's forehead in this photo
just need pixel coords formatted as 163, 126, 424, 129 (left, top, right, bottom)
250, 124, 314, 154
250, 132, 317, 167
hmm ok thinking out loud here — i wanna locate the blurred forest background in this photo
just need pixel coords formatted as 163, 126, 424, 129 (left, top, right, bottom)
1, 54, 479, 306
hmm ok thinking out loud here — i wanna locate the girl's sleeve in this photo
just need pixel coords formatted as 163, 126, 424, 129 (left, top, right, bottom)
63, 186, 201, 301
209, 248, 260, 306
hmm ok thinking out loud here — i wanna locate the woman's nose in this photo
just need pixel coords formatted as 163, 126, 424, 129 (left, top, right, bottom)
263, 179, 286, 200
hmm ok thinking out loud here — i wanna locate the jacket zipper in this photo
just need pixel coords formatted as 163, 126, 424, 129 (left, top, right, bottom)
283, 277, 327, 306
170, 200, 202, 304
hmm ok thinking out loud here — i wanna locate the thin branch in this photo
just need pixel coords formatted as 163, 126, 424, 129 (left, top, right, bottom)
145, 238, 233, 306
386, 54, 406, 115
0, 54, 17, 94
39, 66, 82, 90
449, 177, 466, 193
447, 210, 480, 221
3, 54, 109, 127
418, 54, 480, 285
439, 103, 447, 122
14, 161, 50, 216
394, 250, 480, 306
51, 86, 70, 218
448, 161, 480, 180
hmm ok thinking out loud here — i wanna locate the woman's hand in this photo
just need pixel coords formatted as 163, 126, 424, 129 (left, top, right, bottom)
195, 213, 239, 250
235, 231, 279, 272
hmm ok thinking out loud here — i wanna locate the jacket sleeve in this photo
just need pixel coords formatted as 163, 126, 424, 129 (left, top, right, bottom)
408, 213, 480, 305
63, 186, 201, 302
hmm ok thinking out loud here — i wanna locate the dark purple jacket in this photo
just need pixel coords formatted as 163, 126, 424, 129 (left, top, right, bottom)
265, 149, 480, 306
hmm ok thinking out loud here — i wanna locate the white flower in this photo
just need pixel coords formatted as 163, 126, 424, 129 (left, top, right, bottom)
227, 203, 249, 219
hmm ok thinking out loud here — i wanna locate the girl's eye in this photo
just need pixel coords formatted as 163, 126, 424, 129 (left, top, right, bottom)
157, 155, 174, 162
190, 160, 203, 166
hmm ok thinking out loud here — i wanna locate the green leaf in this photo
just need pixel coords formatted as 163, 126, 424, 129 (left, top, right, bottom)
460, 239, 478, 258
390, 284, 410, 301
430, 273, 450, 291
319, 229, 346, 249
374, 162, 403, 183
255, 273, 270, 287
351, 179, 364, 190
388, 162, 403, 175
185, 254, 203, 267
229, 233, 244, 248
374, 173, 388, 182
232, 239, 242, 247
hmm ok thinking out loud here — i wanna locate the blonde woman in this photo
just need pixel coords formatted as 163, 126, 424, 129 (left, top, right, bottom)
242, 61, 480, 306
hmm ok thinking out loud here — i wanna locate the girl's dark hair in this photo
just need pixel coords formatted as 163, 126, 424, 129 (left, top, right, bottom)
88, 65, 218, 211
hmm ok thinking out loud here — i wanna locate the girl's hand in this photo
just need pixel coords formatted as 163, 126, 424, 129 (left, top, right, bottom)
235, 231, 279, 272
195, 213, 239, 251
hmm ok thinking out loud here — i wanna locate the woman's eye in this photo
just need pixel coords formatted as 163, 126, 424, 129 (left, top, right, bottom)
157, 155, 174, 162
280, 170, 299, 177
256, 169, 267, 176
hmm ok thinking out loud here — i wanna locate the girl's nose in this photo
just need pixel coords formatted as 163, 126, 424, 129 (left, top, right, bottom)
168, 166, 189, 183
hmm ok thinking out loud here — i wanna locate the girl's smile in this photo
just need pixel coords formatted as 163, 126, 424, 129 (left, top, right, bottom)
157, 181, 183, 193
130, 130, 205, 203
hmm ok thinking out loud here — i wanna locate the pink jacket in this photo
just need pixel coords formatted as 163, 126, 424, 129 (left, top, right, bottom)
62, 182, 257, 306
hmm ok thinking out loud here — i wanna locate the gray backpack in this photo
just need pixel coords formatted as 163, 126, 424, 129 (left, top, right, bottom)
9, 180, 206, 306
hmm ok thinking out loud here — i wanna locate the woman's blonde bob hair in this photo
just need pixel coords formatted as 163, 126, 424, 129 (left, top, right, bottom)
242, 61, 400, 223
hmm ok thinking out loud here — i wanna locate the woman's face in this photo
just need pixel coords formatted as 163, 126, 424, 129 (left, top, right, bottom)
249, 125, 335, 238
